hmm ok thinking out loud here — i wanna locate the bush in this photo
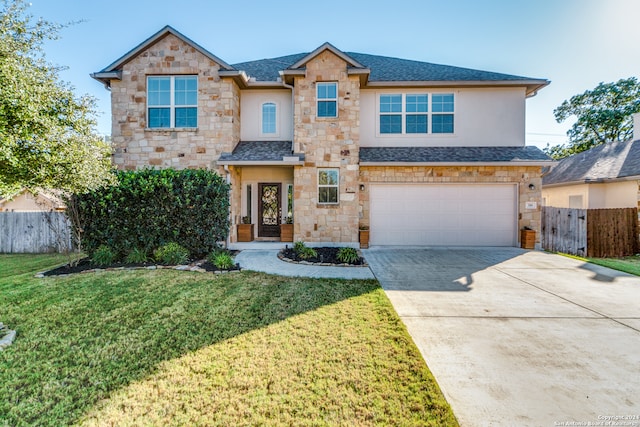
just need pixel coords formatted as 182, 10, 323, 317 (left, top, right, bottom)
154, 242, 189, 265
67, 168, 230, 259
92, 245, 116, 266
337, 247, 360, 264
211, 252, 234, 270
294, 241, 317, 260
125, 248, 148, 263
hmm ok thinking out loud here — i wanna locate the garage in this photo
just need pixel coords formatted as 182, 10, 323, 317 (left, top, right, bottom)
369, 184, 517, 246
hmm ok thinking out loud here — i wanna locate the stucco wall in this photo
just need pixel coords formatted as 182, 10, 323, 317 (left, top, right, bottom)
0, 192, 63, 212
240, 90, 293, 141
360, 87, 526, 147
110, 33, 240, 172
543, 181, 639, 209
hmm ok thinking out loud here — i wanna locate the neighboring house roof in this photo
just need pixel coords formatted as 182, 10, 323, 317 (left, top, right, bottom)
543, 139, 640, 186
92, 26, 549, 95
218, 141, 304, 165
360, 146, 553, 166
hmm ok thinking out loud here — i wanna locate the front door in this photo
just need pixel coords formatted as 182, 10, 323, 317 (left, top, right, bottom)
258, 183, 281, 237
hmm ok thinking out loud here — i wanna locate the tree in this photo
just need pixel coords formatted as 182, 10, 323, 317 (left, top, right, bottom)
545, 77, 640, 159
0, 0, 112, 198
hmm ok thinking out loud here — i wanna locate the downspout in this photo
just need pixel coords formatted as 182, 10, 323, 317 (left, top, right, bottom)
224, 164, 232, 249
281, 76, 295, 226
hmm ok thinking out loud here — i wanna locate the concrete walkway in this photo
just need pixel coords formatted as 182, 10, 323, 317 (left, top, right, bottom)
235, 249, 375, 279
364, 247, 640, 427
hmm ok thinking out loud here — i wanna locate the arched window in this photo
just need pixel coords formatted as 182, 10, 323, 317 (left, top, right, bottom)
262, 102, 276, 134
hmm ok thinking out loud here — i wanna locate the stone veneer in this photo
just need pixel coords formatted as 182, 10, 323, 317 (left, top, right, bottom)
110, 33, 240, 171
359, 165, 543, 243
292, 50, 361, 243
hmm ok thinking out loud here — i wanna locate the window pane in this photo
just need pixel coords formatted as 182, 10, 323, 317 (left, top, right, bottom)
175, 107, 197, 127
262, 103, 276, 133
318, 101, 337, 117
319, 187, 338, 204
175, 76, 197, 106
406, 94, 428, 112
432, 114, 454, 133
319, 170, 338, 185
380, 95, 402, 113
432, 94, 454, 112
148, 108, 170, 128
148, 77, 170, 106
380, 115, 402, 134
317, 82, 336, 99
406, 114, 428, 133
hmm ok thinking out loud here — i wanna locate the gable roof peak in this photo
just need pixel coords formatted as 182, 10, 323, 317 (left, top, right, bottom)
288, 42, 366, 70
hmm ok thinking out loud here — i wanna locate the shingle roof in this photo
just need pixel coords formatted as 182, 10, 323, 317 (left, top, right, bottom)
543, 139, 640, 186
360, 146, 552, 163
232, 51, 542, 83
218, 141, 304, 163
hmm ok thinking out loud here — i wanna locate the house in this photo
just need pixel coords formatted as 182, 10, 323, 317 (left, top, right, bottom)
0, 189, 65, 212
542, 113, 640, 210
91, 25, 553, 247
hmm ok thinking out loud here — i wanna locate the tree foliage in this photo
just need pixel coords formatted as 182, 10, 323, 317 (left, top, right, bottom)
0, 0, 112, 198
545, 77, 640, 159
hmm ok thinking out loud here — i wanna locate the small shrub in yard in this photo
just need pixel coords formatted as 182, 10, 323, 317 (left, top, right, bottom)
125, 248, 148, 264
212, 253, 234, 270
293, 240, 317, 260
92, 245, 116, 266
337, 247, 360, 264
154, 242, 189, 265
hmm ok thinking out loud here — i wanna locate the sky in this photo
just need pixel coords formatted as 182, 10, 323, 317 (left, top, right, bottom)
24, 0, 640, 149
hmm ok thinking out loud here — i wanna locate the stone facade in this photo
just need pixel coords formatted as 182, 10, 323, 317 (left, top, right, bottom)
359, 166, 543, 243
291, 51, 361, 243
110, 33, 240, 172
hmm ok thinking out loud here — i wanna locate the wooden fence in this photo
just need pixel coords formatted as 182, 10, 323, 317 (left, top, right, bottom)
0, 212, 71, 253
542, 207, 639, 257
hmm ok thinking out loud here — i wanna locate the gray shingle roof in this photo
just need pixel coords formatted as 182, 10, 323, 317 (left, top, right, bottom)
360, 146, 552, 163
232, 51, 542, 83
218, 141, 303, 163
543, 139, 640, 185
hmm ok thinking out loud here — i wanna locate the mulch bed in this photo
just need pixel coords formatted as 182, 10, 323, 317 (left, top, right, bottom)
41, 255, 240, 277
279, 247, 366, 266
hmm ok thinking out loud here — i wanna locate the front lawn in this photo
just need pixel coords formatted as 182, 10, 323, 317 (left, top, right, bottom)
0, 254, 457, 426
587, 255, 640, 276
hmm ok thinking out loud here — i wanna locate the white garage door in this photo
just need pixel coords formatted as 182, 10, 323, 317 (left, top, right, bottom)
369, 184, 517, 246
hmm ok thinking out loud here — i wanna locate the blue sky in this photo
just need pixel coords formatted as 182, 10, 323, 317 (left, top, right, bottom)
27, 0, 640, 149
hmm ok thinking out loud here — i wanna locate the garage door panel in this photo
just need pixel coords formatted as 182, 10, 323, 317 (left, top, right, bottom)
370, 184, 516, 246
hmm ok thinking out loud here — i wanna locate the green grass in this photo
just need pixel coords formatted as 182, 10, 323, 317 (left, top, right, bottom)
555, 252, 640, 276
0, 254, 458, 426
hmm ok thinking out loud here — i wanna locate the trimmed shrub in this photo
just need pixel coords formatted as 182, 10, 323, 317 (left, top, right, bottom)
154, 242, 189, 265
92, 245, 116, 266
68, 168, 230, 259
337, 247, 360, 264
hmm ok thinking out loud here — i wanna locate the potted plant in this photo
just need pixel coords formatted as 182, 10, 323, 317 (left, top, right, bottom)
237, 216, 253, 242
520, 226, 535, 249
280, 215, 293, 242
359, 225, 370, 249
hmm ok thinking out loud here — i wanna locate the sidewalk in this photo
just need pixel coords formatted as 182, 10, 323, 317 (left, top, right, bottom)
234, 250, 375, 280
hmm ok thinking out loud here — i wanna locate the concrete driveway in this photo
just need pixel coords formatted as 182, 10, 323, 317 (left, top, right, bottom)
364, 247, 640, 427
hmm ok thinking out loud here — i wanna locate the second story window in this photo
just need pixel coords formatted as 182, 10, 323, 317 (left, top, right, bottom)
378, 93, 454, 135
261, 102, 277, 134
147, 75, 197, 129
317, 82, 337, 118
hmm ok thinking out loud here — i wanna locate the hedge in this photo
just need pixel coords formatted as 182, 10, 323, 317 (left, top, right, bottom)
68, 168, 230, 259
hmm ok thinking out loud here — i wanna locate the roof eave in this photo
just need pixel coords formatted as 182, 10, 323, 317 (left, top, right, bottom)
217, 160, 305, 166
544, 175, 640, 187
364, 79, 550, 95
90, 71, 122, 88
361, 160, 557, 167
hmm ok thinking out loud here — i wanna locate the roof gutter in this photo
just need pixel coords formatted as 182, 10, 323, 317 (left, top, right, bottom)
543, 174, 640, 188
360, 160, 557, 167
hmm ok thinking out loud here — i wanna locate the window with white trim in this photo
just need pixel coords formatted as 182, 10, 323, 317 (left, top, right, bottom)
378, 93, 454, 134
261, 102, 277, 134
317, 82, 337, 118
147, 75, 197, 128
318, 169, 339, 204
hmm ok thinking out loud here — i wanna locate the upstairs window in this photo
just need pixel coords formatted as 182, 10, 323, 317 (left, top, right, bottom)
147, 76, 197, 128
261, 102, 277, 134
317, 82, 337, 118
378, 93, 454, 134
318, 169, 339, 204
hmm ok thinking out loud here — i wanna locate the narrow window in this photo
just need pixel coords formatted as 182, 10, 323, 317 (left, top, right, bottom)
147, 75, 197, 128
262, 102, 276, 134
318, 169, 339, 204
286, 184, 293, 221
246, 184, 252, 221
380, 94, 402, 134
432, 94, 454, 133
317, 82, 337, 118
